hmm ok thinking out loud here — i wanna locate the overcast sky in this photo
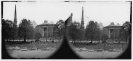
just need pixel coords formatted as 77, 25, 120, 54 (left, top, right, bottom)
3, 1, 130, 26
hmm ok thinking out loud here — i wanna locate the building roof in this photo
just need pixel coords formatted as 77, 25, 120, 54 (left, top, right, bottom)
37, 23, 56, 26
104, 26, 122, 29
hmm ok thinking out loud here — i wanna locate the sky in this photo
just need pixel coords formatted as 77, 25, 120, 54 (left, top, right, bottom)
3, 1, 130, 27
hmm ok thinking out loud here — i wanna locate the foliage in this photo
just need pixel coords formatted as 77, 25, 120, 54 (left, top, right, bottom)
68, 22, 83, 41
85, 21, 101, 41
2, 19, 17, 41
101, 33, 108, 41
34, 32, 42, 41
110, 22, 115, 26
120, 21, 131, 41
18, 19, 34, 42
54, 20, 65, 38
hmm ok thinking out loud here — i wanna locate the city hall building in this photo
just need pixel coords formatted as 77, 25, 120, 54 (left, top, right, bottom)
35, 21, 56, 38
103, 25, 122, 39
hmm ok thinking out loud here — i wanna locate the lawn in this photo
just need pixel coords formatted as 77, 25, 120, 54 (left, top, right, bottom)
6, 41, 61, 58
6, 41, 61, 51
71, 43, 128, 51
71, 43, 128, 58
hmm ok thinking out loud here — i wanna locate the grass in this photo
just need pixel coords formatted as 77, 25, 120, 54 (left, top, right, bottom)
71, 43, 129, 51
6, 40, 129, 51
6, 41, 61, 50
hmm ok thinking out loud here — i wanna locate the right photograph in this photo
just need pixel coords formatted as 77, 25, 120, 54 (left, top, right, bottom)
66, 1, 131, 59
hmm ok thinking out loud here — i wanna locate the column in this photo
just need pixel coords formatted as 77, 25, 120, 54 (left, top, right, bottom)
109, 29, 110, 38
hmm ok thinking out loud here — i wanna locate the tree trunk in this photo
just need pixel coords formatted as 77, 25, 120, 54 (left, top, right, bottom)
23, 35, 26, 43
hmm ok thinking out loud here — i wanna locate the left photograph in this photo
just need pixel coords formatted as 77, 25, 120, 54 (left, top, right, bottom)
2, 1, 65, 58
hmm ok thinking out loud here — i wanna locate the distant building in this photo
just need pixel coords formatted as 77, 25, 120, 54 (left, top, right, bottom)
103, 25, 122, 39
80, 7, 85, 40
13, 5, 17, 27
80, 7, 84, 30
13, 4, 18, 38
35, 21, 56, 38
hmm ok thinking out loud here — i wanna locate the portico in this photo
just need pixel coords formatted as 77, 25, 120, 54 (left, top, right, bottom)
35, 22, 56, 38
103, 26, 122, 39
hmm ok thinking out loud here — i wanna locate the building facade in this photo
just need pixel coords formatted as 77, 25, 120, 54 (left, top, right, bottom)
35, 21, 56, 38
103, 25, 122, 39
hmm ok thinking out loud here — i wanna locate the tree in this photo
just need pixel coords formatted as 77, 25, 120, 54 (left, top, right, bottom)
101, 32, 108, 41
34, 32, 42, 41
53, 25, 59, 39
67, 22, 83, 41
69, 23, 77, 41
110, 22, 115, 26
120, 21, 131, 41
116, 23, 120, 26
85, 21, 101, 42
18, 19, 34, 42
94, 22, 101, 40
2, 19, 16, 41
44, 20, 48, 24
54, 20, 65, 39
